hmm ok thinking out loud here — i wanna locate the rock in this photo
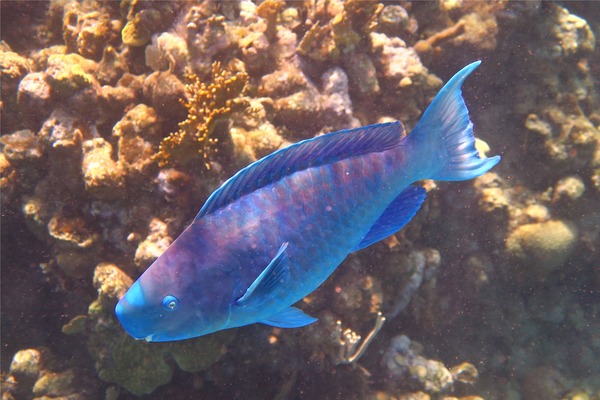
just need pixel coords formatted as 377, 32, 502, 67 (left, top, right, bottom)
155, 168, 191, 202
230, 97, 284, 162
95, 334, 172, 396
521, 366, 568, 400
232, 121, 283, 163
0, 49, 32, 94
321, 67, 357, 128
63, 2, 115, 60
240, 31, 271, 73
370, 31, 441, 121
32, 369, 76, 397
44, 53, 101, 115
82, 138, 124, 200
99, 72, 143, 121
0, 153, 17, 203
142, 71, 186, 119
47, 212, 98, 250
506, 220, 578, 280
56, 249, 98, 279
370, 32, 424, 84
62, 315, 88, 335
0, 129, 43, 166
112, 104, 161, 141
1, 49, 32, 130
185, 6, 233, 72
121, 5, 172, 48
166, 331, 235, 373
145, 32, 189, 74
377, 5, 411, 35
343, 52, 380, 99
385, 249, 441, 319
99, 84, 138, 120
97, 46, 127, 86
93, 263, 132, 300
524, 109, 599, 177
546, 4, 595, 58
134, 218, 172, 270
121, 20, 150, 47
478, 187, 509, 214
9, 349, 42, 389
384, 335, 454, 393
258, 64, 309, 98
553, 175, 585, 202
523, 204, 550, 222
17, 72, 53, 122
39, 108, 96, 149
113, 104, 160, 178
90, 263, 133, 314
273, 89, 323, 133
45, 53, 98, 94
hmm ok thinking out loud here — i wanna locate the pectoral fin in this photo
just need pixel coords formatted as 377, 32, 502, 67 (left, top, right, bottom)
261, 306, 317, 328
236, 243, 289, 308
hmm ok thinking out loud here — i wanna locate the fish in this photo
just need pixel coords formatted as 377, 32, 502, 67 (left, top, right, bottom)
115, 61, 500, 342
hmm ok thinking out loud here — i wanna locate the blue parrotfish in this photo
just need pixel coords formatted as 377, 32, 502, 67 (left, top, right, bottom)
115, 61, 500, 342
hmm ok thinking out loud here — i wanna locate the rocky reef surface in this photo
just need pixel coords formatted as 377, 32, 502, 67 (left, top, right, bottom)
1, 1, 599, 399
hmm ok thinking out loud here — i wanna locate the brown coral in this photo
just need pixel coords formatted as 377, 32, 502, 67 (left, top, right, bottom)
62, 2, 116, 60
298, 0, 382, 62
256, 0, 286, 41
154, 62, 248, 168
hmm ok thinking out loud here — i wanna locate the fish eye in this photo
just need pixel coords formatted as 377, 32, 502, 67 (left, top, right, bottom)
162, 295, 179, 311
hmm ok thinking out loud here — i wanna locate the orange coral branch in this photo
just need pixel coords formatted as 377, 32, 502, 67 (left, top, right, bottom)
154, 62, 248, 168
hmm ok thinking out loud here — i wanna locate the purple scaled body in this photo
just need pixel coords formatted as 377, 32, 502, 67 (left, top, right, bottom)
115, 62, 500, 342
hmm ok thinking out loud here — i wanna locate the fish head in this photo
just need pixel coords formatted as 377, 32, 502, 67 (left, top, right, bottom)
115, 237, 227, 342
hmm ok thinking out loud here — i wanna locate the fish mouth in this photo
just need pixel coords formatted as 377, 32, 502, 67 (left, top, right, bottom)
144, 334, 156, 342
114, 280, 159, 340
114, 301, 148, 340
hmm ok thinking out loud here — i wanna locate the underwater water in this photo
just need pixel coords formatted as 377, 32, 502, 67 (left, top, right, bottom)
1, 1, 599, 399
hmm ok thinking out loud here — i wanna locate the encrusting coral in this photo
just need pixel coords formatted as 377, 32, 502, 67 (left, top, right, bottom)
298, 0, 383, 63
154, 61, 249, 169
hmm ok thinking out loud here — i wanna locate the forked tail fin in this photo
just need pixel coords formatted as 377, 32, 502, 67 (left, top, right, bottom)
410, 61, 500, 181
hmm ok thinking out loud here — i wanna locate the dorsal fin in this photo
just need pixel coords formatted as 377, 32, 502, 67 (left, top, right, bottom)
196, 121, 405, 219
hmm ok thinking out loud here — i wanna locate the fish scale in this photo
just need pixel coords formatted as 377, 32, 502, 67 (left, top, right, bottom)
202, 154, 394, 304
115, 62, 501, 342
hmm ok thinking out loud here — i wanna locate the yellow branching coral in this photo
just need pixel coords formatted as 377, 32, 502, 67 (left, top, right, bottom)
256, 0, 286, 40
154, 62, 248, 168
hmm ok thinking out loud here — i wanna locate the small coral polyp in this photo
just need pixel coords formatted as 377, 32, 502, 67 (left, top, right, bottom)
154, 62, 248, 168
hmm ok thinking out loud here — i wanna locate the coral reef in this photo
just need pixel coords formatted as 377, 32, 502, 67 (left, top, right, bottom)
3, 347, 87, 399
154, 62, 249, 168
62, 0, 118, 61
383, 335, 455, 394
133, 218, 172, 270
1, 46, 33, 131
1, 1, 599, 399
145, 32, 189, 74
505, 220, 578, 281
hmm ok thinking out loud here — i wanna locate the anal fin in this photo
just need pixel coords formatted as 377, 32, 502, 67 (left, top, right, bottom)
354, 186, 426, 251
261, 306, 317, 328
